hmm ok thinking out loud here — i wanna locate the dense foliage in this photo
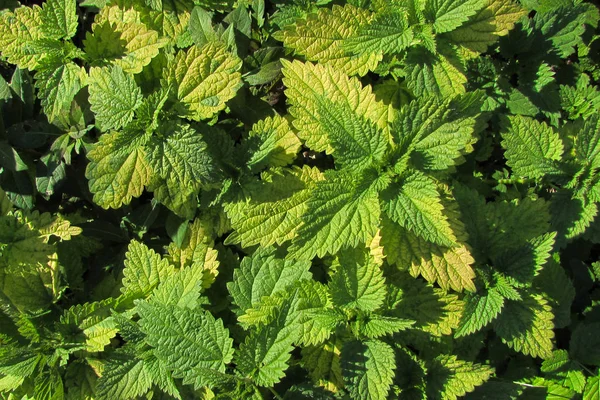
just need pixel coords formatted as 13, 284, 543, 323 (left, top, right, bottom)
1, 0, 600, 398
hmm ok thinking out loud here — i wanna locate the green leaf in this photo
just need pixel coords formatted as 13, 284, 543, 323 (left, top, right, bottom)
169, 42, 242, 121
224, 166, 324, 248
383, 172, 457, 247
341, 340, 396, 400
318, 100, 389, 173
388, 274, 464, 336
137, 301, 234, 388
227, 247, 312, 316
358, 315, 415, 339
533, 257, 575, 329
501, 115, 564, 179
425, 0, 486, 34
276, 4, 381, 76
584, 373, 600, 400
150, 261, 206, 309
88, 66, 143, 132
532, 4, 597, 58
455, 287, 504, 337
494, 294, 554, 359
0, 141, 28, 172
121, 240, 175, 300
494, 232, 556, 287
86, 130, 152, 209
35, 62, 87, 123
147, 121, 216, 189
289, 170, 381, 259
0, 188, 12, 216
575, 115, 600, 168
236, 300, 296, 387
281, 59, 389, 154
148, 176, 197, 220
342, 10, 414, 56
392, 94, 482, 172
96, 354, 152, 400
541, 349, 571, 372
188, 6, 218, 47
39, 0, 78, 39
426, 354, 494, 400
330, 247, 386, 312
570, 322, 600, 366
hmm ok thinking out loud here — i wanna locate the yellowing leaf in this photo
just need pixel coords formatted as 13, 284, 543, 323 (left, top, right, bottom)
282, 59, 389, 153
169, 42, 242, 121
84, 19, 168, 74
446, 0, 526, 55
247, 115, 302, 172
224, 166, 324, 248
276, 4, 381, 77
381, 215, 475, 292
0, 6, 45, 70
86, 131, 152, 209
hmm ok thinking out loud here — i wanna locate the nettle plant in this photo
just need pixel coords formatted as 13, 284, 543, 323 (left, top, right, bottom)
1, 0, 600, 399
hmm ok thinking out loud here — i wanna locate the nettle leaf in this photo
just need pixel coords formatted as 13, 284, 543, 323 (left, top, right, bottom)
281, 59, 389, 154
455, 287, 504, 337
236, 299, 297, 387
382, 172, 457, 247
425, 0, 487, 34
121, 240, 175, 300
445, 0, 527, 55
392, 93, 482, 173
147, 121, 217, 190
288, 169, 382, 260
381, 216, 476, 292
584, 372, 600, 400
84, 18, 168, 74
246, 115, 302, 172
404, 47, 468, 99
329, 247, 387, 312
342, 10, 414, 57
426, 354, 494, 400
319, 100, 389, 173
88, 65, 143, 132
494, 294, 555, 359
35, 62, 87, 123
389, 277, 464, 336
358, 315, 415, 339
137, 301, 234, 388
341, 340, 396, 400
151, 259, 209, 309
224, 166, 325, 248
575, 114, 600, 168
96, 354, 152, 400
501, 115, 564, 179
0, 6, 48, 70
39, 0, 78, 40
302, 339, 344, 392
86, 130, 152, 209
227, 247, 312, 316
276, 4, 381, 77
169, 42, 242, 121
